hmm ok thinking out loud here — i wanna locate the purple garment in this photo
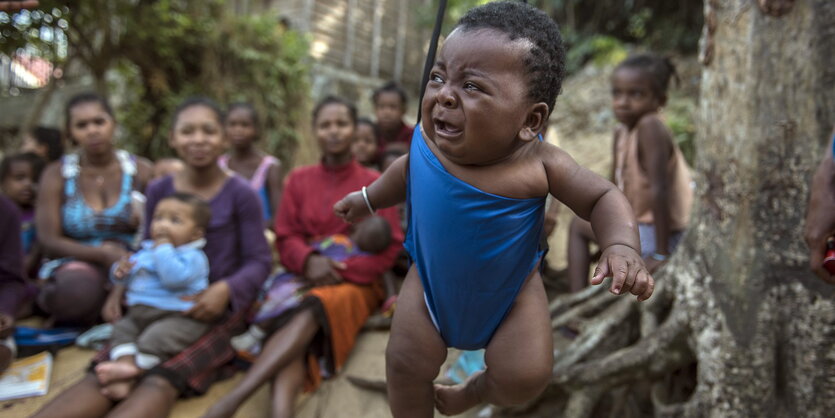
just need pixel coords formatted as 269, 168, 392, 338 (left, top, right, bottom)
143, 176, 272, 313
0, 195, 26, 316
251, 235, 365, 323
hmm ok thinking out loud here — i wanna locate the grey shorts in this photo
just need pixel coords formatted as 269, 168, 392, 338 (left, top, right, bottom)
638, 223, 684, 257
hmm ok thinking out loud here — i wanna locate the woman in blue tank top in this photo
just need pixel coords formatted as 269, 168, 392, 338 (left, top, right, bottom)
35, 93, 153, 325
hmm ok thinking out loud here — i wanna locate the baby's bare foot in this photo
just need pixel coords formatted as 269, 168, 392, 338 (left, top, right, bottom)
100, 379, 135, 401
434, 370, 483, 416
95, 361, 141, 385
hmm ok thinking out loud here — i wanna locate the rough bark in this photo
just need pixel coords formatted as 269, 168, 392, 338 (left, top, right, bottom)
677, 1, 835, 415
516, 1, 835, 417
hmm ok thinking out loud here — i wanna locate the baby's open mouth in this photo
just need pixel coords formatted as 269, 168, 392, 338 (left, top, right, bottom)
434, 119, 462, 136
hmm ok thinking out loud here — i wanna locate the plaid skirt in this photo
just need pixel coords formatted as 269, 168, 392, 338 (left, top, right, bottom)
91, 309, 248, 396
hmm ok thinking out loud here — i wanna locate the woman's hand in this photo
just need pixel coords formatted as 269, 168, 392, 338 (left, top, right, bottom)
333, 191, 372, 223
304, 254, 346, 286
591, 244, 654, 301
183, 281, 231, 322
99, 242, 130, 267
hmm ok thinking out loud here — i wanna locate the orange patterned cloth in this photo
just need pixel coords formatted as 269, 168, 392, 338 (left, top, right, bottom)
303, 281, 384, 391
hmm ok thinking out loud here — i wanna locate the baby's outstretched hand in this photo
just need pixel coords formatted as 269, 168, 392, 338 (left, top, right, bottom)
333, 191, 371, 223
112, 256, 135, 281
591, 244, 654, 301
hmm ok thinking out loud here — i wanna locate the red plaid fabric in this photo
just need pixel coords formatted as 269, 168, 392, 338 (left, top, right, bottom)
91, 309, 247, 396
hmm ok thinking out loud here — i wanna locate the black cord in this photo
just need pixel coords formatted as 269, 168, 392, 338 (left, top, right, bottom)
416, 0, 448, 123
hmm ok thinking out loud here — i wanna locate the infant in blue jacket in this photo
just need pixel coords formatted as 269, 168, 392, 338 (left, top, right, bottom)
94, 192, 212, 400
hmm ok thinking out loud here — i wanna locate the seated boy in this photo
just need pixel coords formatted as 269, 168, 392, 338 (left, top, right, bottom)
231, 216, 392, 359
94, 192, 212, 400
334, 2, 653, 416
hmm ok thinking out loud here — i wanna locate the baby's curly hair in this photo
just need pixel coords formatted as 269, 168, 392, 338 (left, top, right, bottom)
456, 1, 566, 116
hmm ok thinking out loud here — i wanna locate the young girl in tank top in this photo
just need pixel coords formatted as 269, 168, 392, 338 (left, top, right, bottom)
220, 103, 283, 228
567, 54, 693, 293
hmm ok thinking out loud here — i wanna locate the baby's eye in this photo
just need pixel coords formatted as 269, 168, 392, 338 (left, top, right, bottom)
430, 73, 444, 84
463, 82, 480, 91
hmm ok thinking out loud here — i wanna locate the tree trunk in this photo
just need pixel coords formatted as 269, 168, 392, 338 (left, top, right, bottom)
676, 0, 835, 415
519, 1, 835, 417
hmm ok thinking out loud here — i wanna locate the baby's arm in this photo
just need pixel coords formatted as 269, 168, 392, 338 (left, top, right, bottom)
543, 145, 653, 301
334, 154, 409, 222
152, 245, 209, 290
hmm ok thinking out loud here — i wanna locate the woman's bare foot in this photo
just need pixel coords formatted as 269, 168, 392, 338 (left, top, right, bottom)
201, 397, 242, 418
100, 379, 136, 401
434, 370, 484, 416
95, 361, 141, 385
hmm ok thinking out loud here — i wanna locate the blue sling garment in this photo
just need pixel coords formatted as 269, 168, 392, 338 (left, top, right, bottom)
404, 128, 546, 350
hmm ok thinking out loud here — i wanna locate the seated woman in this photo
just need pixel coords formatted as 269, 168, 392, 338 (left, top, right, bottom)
36, 93, 153, 325
32, 97, 273, 418
204, 96, 403, 418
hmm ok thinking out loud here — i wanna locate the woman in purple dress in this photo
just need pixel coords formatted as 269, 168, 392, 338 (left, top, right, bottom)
33, 97, 272, 417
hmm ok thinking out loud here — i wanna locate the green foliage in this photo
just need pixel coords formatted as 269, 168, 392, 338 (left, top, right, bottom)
0, 3, 69, 62
664, 96, 696, 166
418, 0, 493, 35
3, 0, 310, 162
564, 33, 627, 74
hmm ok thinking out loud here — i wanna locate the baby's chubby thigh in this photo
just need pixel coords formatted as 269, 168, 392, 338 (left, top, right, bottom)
386, 265, 448, 383
483, 269, 553, 405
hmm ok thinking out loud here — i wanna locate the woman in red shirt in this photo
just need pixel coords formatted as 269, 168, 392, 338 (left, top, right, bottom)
205, 96, 403, 418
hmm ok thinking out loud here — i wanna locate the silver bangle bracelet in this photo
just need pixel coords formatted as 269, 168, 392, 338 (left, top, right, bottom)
361, 186, 375, 215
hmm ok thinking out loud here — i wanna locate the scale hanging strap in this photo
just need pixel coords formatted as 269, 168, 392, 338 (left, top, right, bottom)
416, 0, 448, 124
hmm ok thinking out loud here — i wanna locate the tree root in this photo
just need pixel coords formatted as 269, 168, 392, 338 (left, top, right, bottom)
563, 387, 604, 418
551, 290, 618, 330
549, 280, 608, 316
553, 297, 636, 373
556, 303, 691, 388
652, 384, 707, 418
640, 273, 673, 337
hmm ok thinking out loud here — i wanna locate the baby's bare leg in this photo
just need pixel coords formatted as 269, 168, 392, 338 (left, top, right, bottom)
435, 270, 553, 414
386, 266, 448, 418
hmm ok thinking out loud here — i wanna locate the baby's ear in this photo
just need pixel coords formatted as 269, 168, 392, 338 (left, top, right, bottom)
518, 102, 550, 142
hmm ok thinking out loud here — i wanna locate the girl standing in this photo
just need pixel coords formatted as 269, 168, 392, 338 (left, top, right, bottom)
220, 103, 283, 228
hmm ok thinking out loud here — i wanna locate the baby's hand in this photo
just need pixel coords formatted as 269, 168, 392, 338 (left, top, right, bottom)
333, 191, 371, 223
112, 257, 135, 281
591, 244, 654, 301
154, 237, 172, 247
